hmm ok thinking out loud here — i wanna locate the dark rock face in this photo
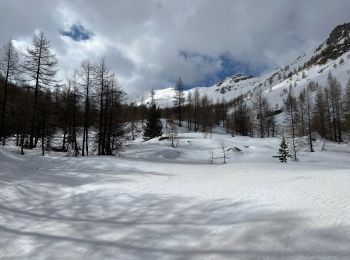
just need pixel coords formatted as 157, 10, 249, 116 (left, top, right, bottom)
305, 22, 350, 67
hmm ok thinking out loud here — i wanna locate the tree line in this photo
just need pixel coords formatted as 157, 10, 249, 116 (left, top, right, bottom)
1, 33, 350, 158
154, 73, 350, 159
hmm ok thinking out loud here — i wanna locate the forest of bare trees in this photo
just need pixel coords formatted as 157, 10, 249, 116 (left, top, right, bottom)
0, 32, 127, 156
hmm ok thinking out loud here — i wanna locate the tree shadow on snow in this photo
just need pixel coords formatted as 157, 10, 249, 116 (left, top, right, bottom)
0, 191, 349, 259
1, 149, 349, 259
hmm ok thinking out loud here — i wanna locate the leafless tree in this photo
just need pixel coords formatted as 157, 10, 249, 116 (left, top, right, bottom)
0, 40, 20, 145
253, 87, 267, 138
173, 77, 185, 127
77, 60, 94, 156
327, 73, 343, 143
193, 87, 200, 132
96, 58, 109, 155
23, 32, 57, 148
344, 79, 350, 130
221, 141, 227, 164
284, 89, 298, 161
167, 118, 179, 148
305, 83, 314, 152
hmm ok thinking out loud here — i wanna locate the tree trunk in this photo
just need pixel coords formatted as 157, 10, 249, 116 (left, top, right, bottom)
62, 88, 70, 151
72, 91, 78, 156
29, 44, 42, 148
98, 79, 104, 155
307, 94, 314, 152
1, 70, 9, 146
41, 115, 46, 156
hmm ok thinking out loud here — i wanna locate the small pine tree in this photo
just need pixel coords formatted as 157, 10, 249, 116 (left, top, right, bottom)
277, 137, 291, 163
143, 103, 163, 140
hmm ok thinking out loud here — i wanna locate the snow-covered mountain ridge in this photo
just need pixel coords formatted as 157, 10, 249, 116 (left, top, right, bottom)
134, 22, 350, 109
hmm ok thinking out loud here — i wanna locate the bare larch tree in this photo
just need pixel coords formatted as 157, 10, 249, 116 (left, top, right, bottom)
0, 40, 20, 145
23, 32, 57, 148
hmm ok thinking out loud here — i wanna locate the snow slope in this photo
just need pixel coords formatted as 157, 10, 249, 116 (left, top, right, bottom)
134, 24, 350, 110
1, 132, 350, 259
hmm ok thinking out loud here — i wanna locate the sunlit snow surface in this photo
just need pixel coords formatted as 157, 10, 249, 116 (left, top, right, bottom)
1, 132, 350, 259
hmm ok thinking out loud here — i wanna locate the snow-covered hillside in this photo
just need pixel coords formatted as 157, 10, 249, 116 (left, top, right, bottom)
1, 132, 350, 259
135, 23, 350, 109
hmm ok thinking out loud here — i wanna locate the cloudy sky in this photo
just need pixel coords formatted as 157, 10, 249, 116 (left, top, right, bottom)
1, 0, 350, 94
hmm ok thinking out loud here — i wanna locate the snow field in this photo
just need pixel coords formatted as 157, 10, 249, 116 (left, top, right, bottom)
0, 132, 350, 259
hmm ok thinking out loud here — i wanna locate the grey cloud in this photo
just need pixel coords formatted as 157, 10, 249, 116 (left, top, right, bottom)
0, 0, 350, 95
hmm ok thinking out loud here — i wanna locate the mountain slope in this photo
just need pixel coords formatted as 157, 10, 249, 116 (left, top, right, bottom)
135, 22, 350, 110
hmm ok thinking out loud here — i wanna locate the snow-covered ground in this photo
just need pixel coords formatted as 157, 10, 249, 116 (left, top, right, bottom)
1, 132, 350, 259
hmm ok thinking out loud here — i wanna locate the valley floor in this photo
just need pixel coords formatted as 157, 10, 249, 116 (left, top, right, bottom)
1, 133, 350, 259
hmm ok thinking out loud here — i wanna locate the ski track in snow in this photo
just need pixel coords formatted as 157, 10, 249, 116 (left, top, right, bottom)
0, 133, 350, 259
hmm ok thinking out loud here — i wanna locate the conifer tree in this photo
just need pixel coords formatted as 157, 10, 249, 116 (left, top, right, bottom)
277, 137, 291, 163
143, 98, 163, 140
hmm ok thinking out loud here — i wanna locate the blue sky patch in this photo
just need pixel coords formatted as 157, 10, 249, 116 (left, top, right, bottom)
178, 50, 268, 89
61, 23, 94, 41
